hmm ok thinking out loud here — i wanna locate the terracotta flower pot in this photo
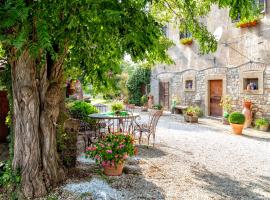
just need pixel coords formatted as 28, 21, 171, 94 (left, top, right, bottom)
259, 125, 269, 132
230, 123, 244, 135
243, 101, 252, 109
134, 146, 138, 156
103, 163, 124, 176
222, 117, 230, 125
250, 20, 257, 26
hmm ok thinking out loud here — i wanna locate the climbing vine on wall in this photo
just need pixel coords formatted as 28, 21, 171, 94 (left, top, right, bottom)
126, 66, 151, 105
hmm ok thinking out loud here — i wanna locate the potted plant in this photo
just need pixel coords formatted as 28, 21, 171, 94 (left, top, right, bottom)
255, 118, 269, 132
236, 17, 259, 28
228, 112, 245, 135
180, 37, 193, 45
184, 106, 202, 123
111, 101, 124, 115
219, 95, 232, 125
85, 133, 135, 176
242, 96, 252, 128
140, 95, 148, 112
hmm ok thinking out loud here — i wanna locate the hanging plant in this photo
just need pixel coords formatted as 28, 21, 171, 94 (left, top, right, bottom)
180, 38, 193, 45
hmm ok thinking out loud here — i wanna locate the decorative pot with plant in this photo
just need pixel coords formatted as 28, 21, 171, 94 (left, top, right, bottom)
111, 101, 124, 115
184, 106, 202, 123
152, 104, 163, 111
219, 95, 232, 125
229, 112, 245, 135
255, 118, 269, 132
180, 37, 193, 45
236, 16, 259, 28
242, 96, 252, 128
85, 133, 135, 176
141, 95, 148, 112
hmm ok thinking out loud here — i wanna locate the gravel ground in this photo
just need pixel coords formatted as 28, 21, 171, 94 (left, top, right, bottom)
37, 112, 270, 200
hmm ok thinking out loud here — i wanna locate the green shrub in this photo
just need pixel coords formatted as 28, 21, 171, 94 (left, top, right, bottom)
186, 106, 203, 117
228, 112, 245, 124
68, 100, 98, 122
255, 118, 269, 128
111, 101, 124, 112
140, 95, 148, 105
223, 111, 230, 119
152, 104, 163, 110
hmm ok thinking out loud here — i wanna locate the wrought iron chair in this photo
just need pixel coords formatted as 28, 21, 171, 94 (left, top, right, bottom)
135, 109, 163, 147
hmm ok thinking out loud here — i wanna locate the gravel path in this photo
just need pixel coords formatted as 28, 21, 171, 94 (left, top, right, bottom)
136, 113, 270, 200
38, 112, 270, 200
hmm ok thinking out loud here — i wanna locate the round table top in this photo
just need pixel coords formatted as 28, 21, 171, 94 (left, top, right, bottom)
88, 112, 140, 119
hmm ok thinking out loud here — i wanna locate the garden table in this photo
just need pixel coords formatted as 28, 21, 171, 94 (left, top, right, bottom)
88, 111, 140, 134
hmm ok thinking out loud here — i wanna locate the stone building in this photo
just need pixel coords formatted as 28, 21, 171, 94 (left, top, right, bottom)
150, 1, 270, 119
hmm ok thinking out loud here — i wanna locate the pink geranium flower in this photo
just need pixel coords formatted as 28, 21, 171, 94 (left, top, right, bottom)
106, 150, 112, 154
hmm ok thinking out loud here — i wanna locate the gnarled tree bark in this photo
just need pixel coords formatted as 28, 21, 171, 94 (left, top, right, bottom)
10, 49, 65, 198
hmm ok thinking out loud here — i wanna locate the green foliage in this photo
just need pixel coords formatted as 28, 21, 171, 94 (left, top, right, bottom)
0, 160, 21, 198
140, 95, 148, 105
186, 106, 203, 117
220, 95, 232, 113
255, 118, 269, 128
152, 104, 163, 110
223, 111, 230, 119
85, 133, 135, 166
229, 112, 245, 124
126, 66, 151, 105
111, 101, 124, 112
68, 100, 98, 122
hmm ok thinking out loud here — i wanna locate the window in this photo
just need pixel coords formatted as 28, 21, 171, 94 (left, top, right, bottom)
162, 26, 167, 36
179, 31, 192, 39
185, 80, 193, 90
256, 0, 266, 13
243, 78, 259, 91
232, 0, 266, 23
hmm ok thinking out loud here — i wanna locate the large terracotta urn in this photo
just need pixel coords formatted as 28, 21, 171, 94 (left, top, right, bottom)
242, 101, 252, 128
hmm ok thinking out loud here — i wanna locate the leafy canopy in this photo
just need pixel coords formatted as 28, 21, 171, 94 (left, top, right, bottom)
0, 0, 171, 88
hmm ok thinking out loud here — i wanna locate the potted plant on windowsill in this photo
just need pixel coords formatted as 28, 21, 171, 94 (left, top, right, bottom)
229, 112, 245, 135
184, 106, 202, 123
180, 38, 193, 45
86, 133, 135, 176
255, 118, 269, 132
236, 16, 259, 28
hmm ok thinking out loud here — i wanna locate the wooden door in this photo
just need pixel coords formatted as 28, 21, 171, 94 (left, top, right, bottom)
209, 80, 222, 117
159, 82, 169, 110
0, 91, 9, 142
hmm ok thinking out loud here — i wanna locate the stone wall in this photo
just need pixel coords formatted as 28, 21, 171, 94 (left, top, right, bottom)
150, 1, 270, 119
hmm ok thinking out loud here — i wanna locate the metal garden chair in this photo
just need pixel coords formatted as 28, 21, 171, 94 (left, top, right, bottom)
135, 109, 163, 147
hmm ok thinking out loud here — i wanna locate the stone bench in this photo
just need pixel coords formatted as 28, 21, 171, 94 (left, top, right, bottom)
174, 105, 188, 114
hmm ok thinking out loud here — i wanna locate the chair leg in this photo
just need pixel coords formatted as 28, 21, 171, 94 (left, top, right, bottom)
147, 134, 151, 147
152, 133, 155, 147
139, 131, 142, 144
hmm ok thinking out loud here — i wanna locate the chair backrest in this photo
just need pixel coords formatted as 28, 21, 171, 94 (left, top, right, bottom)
94, 103, 108, 113
125, 104, 135, 113
148, 109, 163, 134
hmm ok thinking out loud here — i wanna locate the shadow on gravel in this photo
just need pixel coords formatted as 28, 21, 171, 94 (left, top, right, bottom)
192, 167, 269, 200
136, 145, 167, 158
242, 134, 270, 143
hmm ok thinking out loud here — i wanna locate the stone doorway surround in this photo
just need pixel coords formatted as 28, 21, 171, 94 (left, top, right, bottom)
204, 68, 227, 116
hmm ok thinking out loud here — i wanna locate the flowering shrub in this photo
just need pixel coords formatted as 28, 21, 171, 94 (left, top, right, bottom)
85, 133, 135, 167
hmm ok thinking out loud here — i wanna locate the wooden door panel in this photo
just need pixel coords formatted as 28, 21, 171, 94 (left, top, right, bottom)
209, 80, 222, 116
159, 82, 169, 110
0, 91, 9, 142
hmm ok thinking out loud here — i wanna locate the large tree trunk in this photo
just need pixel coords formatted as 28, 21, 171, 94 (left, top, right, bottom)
11, 49, 65, 198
